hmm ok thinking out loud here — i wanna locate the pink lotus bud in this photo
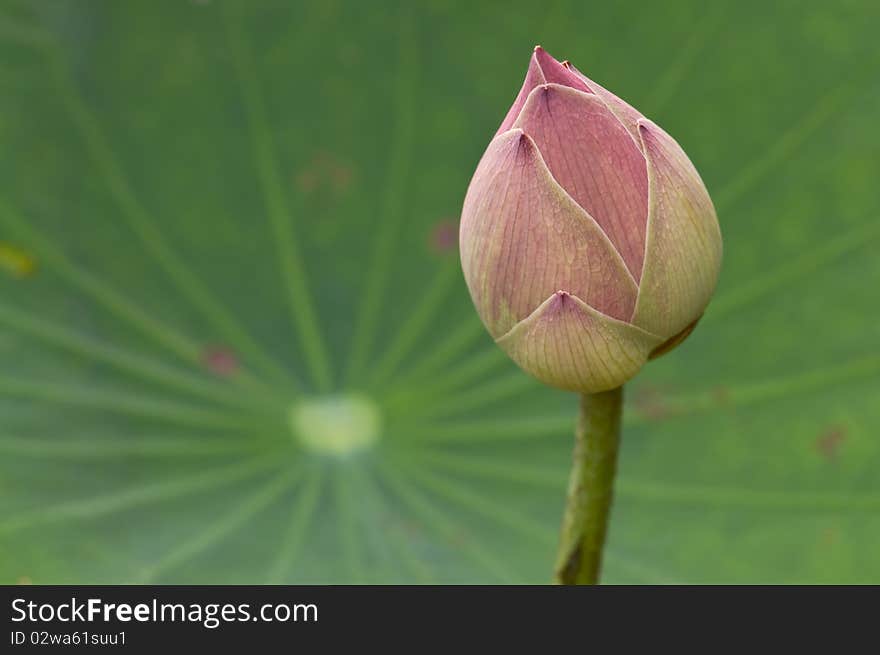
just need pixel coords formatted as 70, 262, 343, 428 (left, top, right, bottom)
460, 47, 722, 393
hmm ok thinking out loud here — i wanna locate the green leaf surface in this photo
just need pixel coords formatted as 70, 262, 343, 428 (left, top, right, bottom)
1, 0, 879, 584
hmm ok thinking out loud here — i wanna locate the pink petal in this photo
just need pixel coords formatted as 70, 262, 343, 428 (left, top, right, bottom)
532, 46, 591, 92
496, 46, 590, 136
565, 63, 646, 145
631, 119, 722, 338
514, 84, 649, 280
460, 129, 637, 339
497, 290, 662, 393
496, 50, 546, 135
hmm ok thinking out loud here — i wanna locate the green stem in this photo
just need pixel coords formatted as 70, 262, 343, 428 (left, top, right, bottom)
554, 386, 623, 584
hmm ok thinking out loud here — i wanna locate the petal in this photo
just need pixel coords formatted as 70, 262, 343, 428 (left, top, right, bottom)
565, 63, 645, 146
532, 46, 591, 92
460, 129, 637, 339
514, 84, 649, 280
632, 119, 723, 338
497, 291, 662, 393
496, 51, 546, 135
496, 46, 590, 135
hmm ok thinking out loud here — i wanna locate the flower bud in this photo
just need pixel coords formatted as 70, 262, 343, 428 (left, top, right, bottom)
459, 47, 722, 393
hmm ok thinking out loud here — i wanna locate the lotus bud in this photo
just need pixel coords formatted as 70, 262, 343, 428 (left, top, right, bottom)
459, 47, 722, 393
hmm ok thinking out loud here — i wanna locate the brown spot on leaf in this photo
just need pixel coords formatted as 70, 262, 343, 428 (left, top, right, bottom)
428, 219, 458, 255
329, 162, 353, 194
17, 576, 32, 585
632, 385, 670, 421
202, 345, 239, 377
294, 151, 355, 196
295, 169, 320, 194
815, 425, 847, 461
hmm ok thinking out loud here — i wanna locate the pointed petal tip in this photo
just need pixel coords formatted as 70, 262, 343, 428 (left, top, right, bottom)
531, 83, 556, 105
531, 48, 592, 94
547, 289, 571, 311
501, 127, 534, 154
532, 45, 561, 69
496, 126, 528, 145
637, 118, 664, 143
635, 119, 664, 156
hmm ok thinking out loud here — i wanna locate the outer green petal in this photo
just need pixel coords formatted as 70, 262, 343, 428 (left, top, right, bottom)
632, 119, 723, 339
497, 291, 663, 393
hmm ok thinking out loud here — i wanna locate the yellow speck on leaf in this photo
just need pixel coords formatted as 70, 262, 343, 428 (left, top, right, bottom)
0, 242, 36, 278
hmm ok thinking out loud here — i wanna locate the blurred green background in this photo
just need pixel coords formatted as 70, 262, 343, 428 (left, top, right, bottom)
1, 0, 878, 584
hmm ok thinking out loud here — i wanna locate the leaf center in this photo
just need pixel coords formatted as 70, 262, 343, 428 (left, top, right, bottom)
289, 394, 381, 456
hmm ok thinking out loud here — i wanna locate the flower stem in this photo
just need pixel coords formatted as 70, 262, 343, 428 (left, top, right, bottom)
554, 386, 623, 584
